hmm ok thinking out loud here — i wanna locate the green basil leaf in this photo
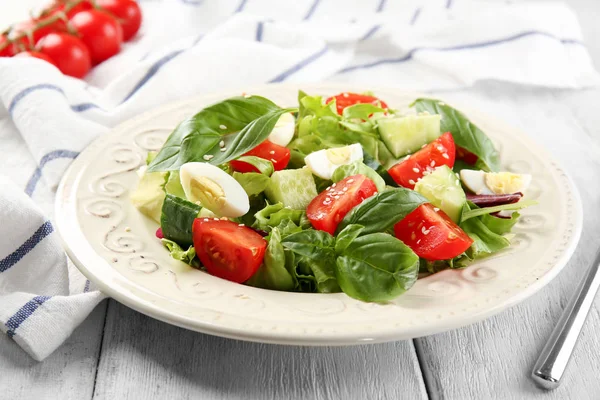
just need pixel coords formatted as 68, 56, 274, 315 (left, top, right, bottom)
246, 228, 295, 291
161, 239, 199, 268
148, 95, 281, 172
461, 200, 536, 221
233, 172, 270, 197
336, 233, 419, 302
332, 161, 386, 192
160, 194, 201, 246
234, 156, 274, 176
338, 188, 428, 234
335, 224, 364, 254
208, 107, 296, 165
342, 103, 385, 120
281, 230, 336, 260
298, 257, 340, 293
412, 98, 500, 172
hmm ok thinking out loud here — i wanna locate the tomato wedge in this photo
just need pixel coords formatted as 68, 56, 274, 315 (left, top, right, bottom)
192, 219, 266, 283
388, 132, 456, 189
325, 92, 388, 115
230, 140, 290, 173
394, 204, 473, 260
307, 174, 378, 235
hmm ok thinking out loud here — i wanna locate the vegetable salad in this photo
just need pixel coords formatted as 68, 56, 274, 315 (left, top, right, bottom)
131, 91, 535, 302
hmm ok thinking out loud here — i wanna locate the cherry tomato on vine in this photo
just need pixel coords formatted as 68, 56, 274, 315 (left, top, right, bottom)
96, 0, 142, 41
36, 32, 91, 78
69, 10, 122, 64
0, 34, 17, 57
14, 50, 58, 67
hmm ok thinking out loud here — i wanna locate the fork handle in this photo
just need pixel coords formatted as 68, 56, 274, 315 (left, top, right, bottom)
531, 251, 600, 390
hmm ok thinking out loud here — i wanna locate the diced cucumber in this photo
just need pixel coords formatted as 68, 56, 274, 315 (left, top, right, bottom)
164, 171, 186, 199
265, 167, 318, 210
130, 171, 166, 223
377, 114, 441, 158
414, 165, 466, 222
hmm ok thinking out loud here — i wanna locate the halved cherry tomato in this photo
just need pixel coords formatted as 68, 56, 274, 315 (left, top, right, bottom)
394, 203, 473, 261
192, 219, 267, 283
229, 140, 291, 173
96, 0, 142, 41
325, 92, 388, 115
69, 10, 122, 64
307, 174, 378, 235
456, 146, 478, 165
14, 50, 57, 67
37, 32, 91, 78
0, 34, 17, 57
388, 132, 456, 189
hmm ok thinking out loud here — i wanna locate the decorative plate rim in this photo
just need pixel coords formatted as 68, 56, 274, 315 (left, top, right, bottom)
55, 83, 583, 345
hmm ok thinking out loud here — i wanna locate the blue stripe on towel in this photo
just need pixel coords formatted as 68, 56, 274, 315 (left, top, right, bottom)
410, 7, 421, 25
303, 0, 321, 20
339, 31, 583, 74
8, 84, 64, 116
234, 0, 248, 13
376, 0, 386, 12
269, 45, 328, 82
361, 25, 380, 41
0, 222, 54, 273
25, 149, 80, 196
6, 296, 52, 338
256, 21, 264, 42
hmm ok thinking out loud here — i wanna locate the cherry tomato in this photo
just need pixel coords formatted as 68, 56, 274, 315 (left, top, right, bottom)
229, 140, 291, 173
0, 34, 17, 57
43, 0, 93, 18
456, 146, 478, 165
325, 92, 388, 115
69, 10, 122, 64
307, 174, 378, 235
192, 219, 267, 283
387, 132, 456, 189
14, 50, 58, 66
10, 20, 59, 49
96, 0, 142, 41
37, 33, 91, 78
394, 203, 473, 261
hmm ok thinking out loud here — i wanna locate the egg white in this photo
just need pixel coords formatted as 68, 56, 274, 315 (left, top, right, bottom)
460, 170, 531, 195
268, 113, 295, 147
304, 143, 363, 180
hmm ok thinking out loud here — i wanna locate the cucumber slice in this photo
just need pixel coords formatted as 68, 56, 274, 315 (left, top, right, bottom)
377, 114, 441, 158
265, 167, 318, 210
414, 165, 466, 222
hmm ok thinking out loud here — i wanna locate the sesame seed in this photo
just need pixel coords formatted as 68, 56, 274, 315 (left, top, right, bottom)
433, 207, 440, 212
326, 186, 331, 191
220, 148, 227, 152
219, 140, 225, 147
412, 167, 420, 173
421, 144, 427, 149
220, 217, 228, 221
270, 158, 277, 162
409, 179, 416, 185
417, 239, 421, 244
343, 93, 349, 97
342, 187, 348, 192
214, 218, 220, 221
125, 227, 131, 232
373, 192, 378, 195
334, 195, 340, 199
195, 201, 202, 206
203, 154, 214, 161
437, 145, 444, 151
347, 179, 353, 184
406, 154, 411, 160
423, 170, 431, 176
269, 150, 275, 155
219, 124, 227, 130
323, 200, 329, 205
422, 226, 430, 235
332, 183, 337, 187
239, 223, 245, 227
204, 218, 209, 222
244, 94, 252, 98
430, 161, 436, 167
442, 153, 449, 159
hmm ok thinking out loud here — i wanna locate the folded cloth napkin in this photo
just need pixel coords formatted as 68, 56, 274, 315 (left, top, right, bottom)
0, 0, 598, 361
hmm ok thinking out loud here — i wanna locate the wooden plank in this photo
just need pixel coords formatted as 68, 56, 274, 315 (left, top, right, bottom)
0, 301, 107, 400
414, 83, 600, 400
92, 300, 428, 400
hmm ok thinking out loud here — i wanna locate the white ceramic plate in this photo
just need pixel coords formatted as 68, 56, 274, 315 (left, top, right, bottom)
56, 83, 582, 345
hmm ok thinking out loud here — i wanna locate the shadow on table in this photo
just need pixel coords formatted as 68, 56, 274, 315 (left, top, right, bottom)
98, 300, 426, 399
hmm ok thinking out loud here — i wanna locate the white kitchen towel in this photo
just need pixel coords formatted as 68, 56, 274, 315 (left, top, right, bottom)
0, 0, 598, 361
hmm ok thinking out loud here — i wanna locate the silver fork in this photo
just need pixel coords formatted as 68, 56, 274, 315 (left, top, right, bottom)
531, 250, 600, 389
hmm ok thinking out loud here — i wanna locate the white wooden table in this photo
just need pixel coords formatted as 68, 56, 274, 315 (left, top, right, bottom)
3, 1, 600, 398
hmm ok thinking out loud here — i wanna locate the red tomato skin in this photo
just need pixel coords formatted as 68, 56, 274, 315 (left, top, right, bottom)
394, 204, 473, 261
307, 174, 378, 235
0, 35, 17, 57
388, 132, 456, 189
14, 50, 58, 66
37, 33, 91, 78
192, 219, 267, 283
96, 0, 142, 41
325, 92, 388, 115
229, 140, 291, 173
69, 10, 123, 64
